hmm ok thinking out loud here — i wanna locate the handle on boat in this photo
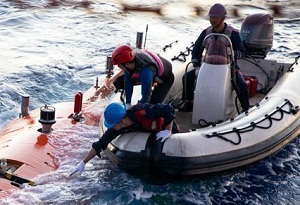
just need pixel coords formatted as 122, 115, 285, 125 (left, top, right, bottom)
287, 54, 300, 71
0, 169, 35, 187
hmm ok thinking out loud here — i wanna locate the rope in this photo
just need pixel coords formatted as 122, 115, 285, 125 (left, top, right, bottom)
205, 99, 299, 145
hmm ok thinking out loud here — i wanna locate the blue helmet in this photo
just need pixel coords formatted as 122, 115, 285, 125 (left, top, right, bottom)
104, 103, 126, 128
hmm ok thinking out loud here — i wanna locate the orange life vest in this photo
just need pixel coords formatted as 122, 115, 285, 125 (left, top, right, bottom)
133, 109, 164, 131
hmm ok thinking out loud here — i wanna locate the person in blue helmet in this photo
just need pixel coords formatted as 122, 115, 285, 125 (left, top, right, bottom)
70, 102, 179, 176
180, 3, 249, 112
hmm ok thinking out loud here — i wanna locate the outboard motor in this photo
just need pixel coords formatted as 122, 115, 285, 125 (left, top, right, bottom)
192, 34, 236, 124
241, 13, 274, 58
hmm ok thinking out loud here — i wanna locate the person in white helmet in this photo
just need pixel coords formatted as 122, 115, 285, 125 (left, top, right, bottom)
180, 3, 249, 112
69, 102, 179, 176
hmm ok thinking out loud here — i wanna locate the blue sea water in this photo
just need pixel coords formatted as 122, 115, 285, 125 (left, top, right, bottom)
1, 0, 300, 204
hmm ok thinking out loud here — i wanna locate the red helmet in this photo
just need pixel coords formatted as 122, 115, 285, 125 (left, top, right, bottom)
208, 3, 227, 17
112, 44, 136, 65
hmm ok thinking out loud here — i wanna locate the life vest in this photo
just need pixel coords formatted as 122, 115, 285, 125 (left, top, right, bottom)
203, 24, 236, 63
128, 50, 164, 84
144, 50, 164, 76
205, 23, 235, 38
133, 109, 164, 131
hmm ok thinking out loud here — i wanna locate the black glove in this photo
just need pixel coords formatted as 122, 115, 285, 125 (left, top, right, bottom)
191, 59, 201, 67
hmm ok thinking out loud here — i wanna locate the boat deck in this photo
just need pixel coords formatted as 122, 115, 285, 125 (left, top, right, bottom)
174, 93, 266, 132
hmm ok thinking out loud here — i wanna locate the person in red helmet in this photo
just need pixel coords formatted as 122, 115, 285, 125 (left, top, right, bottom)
180, 3, 249, 112
111, 44, 174, 109
69, 102, 179, 176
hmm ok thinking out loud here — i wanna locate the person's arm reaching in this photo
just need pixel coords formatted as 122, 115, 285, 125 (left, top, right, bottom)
138, 68, 154, 104
69, 129, 121, 176
69, 148, 96, 176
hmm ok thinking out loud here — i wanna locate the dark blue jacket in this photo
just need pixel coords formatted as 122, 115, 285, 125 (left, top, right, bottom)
192, 23, 245, 67
92, 103, 177, 156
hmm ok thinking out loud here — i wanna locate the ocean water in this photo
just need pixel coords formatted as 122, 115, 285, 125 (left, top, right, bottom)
1, 0, 300, 204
